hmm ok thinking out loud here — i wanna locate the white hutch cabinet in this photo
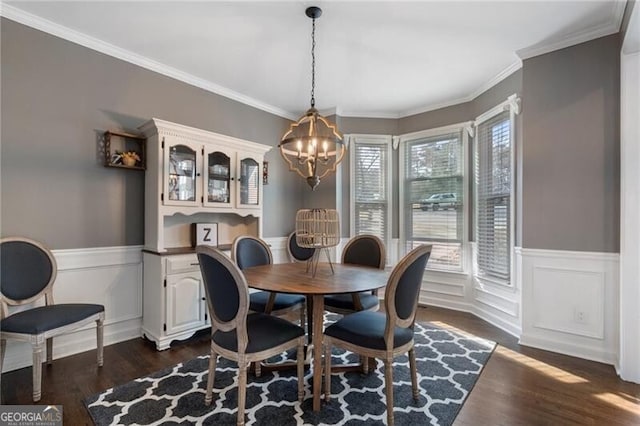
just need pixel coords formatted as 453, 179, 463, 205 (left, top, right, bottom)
139, 118, 271, 350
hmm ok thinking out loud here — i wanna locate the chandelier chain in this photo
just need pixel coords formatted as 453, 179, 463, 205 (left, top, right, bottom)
310, 17, 316, 108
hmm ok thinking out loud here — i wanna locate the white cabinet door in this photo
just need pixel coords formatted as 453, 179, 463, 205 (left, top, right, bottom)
163, 139, 202, 207
203, 147, 236, 209
166, 272, 205, 335
236, 152, 262, 210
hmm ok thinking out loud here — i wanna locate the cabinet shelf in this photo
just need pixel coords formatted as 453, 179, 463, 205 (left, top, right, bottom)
104, 130, 146, 170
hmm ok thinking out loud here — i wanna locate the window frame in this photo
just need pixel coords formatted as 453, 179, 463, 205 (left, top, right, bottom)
348, 134, 393, 253
473, 95, 519, 287
398, 122, 471, 273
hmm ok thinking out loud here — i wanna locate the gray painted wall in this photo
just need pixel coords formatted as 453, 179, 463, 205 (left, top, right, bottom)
1, 19, 620, 254
1, 19, 300, 249
521, 34, 620, 252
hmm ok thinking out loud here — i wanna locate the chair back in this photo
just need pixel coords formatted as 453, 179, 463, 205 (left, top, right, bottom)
0, 237, 57, 309
384, 245, 432, 335
196, 246, 249, 340
231, 235, 273, 270
342, 234, 386, 270
287, 232, 315, 263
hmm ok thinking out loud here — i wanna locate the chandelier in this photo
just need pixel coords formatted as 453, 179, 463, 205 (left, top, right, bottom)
279, 6, 345, 191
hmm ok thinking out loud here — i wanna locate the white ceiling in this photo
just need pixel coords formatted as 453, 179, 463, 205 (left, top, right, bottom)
2, 1, 627, 119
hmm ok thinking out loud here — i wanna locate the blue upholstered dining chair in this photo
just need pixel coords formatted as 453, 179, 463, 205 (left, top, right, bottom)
324, 234, 386, 314
232, 235, 307, 375
323, 244, 432, 426
0, 237, 105, 402
196, 245, 305, 426
232, 235, 306, 325
286, 231, 315, 265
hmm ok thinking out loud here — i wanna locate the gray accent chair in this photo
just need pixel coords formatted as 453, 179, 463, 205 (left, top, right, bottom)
324, 234, 386, 314
0, 237, 105, 402
323, 244, 432, 426
196, 246, 305, 426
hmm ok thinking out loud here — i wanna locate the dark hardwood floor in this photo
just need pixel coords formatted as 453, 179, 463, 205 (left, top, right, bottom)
1, 306, 639, 425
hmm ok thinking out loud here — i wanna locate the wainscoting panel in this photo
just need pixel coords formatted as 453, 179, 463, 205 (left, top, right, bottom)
1, 246, 144, 373
264, 237, 289, 264
465, 244, 522, 338
519, 248, 619, 365
420, 270, 471, 313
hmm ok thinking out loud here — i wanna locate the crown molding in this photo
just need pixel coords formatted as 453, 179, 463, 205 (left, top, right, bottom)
467, 60, 523, 101
0, 4, 298, 121
516, 0, 626, 60
339, 60, 521, 120
1, 1, 625, 123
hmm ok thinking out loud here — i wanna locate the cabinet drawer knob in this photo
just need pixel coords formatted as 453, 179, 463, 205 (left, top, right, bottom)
190, 262, 200, 266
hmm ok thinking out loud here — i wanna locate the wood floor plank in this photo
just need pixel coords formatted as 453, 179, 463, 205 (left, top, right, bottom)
1, 306, 638, 425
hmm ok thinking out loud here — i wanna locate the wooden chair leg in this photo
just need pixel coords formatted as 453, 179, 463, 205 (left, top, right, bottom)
297, 338, 304, 402
300, 304, 306, 333
409, 348, 419, 400
46, 338, 53, 365
97, 317, 104, 367
254, 361, 262, 377
0, 338, 6, 374
205, 349, 217, 406
324, 341, 332, 402
384, 357, 394, 426
237, 358, 248, 426
32, 341, 45, 402
361, 355, 369, 374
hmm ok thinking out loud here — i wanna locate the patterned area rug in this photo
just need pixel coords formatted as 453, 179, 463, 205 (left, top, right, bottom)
84, 320, 495, 425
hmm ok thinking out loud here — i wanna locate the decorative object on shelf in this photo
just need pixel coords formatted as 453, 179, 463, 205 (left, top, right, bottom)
104, 130, 146, 170
295, 208, 340, 277
120, 151, 141, 167
192, 223, 218, 247
278, 6, 345, 191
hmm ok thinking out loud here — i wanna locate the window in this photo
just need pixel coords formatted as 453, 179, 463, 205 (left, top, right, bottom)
350, 135, 392, 246
475, 106, 514, 283
400, 126, 466, 271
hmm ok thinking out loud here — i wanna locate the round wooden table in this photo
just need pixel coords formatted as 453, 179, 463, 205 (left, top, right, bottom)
242, 262, 390, 411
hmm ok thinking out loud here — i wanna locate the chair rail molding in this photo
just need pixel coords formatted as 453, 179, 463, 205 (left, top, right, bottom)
1, 245, 143, 372
518, 247, 619, 366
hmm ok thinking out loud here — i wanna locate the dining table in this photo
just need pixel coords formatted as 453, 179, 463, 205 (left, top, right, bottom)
242, 261, 390, 411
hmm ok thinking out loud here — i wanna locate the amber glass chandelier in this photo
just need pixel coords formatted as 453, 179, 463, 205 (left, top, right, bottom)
279, 6, 345, 190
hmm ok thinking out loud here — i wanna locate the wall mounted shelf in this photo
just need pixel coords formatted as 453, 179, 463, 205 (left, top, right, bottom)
104, 130, 146, 170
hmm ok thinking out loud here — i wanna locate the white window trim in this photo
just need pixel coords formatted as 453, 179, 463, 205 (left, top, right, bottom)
347, 134, 393, 252
398, 121, 472, 273
473, 94, 520, 287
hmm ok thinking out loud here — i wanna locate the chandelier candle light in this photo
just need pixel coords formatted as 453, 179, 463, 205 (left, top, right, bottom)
279, 6, 345, 190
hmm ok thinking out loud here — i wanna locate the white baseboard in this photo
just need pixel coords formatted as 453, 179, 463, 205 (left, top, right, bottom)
1, 245, 144, 373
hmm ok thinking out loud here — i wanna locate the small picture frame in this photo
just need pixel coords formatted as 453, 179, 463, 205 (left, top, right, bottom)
263, 161, 269, 185
192, 223, 218, 247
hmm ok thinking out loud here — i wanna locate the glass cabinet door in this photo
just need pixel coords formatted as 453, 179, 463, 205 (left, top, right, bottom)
239, 157, 260, 207
166, 143, 198, 205
205, 151, 233, 207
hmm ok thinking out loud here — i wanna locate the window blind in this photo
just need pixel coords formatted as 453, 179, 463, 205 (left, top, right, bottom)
402, 131, 464, 271
352, 140, 389, 243
475, 111, 511, 281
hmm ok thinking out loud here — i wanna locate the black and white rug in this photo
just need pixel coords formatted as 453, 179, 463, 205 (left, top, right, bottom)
84, 321, 495, 425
